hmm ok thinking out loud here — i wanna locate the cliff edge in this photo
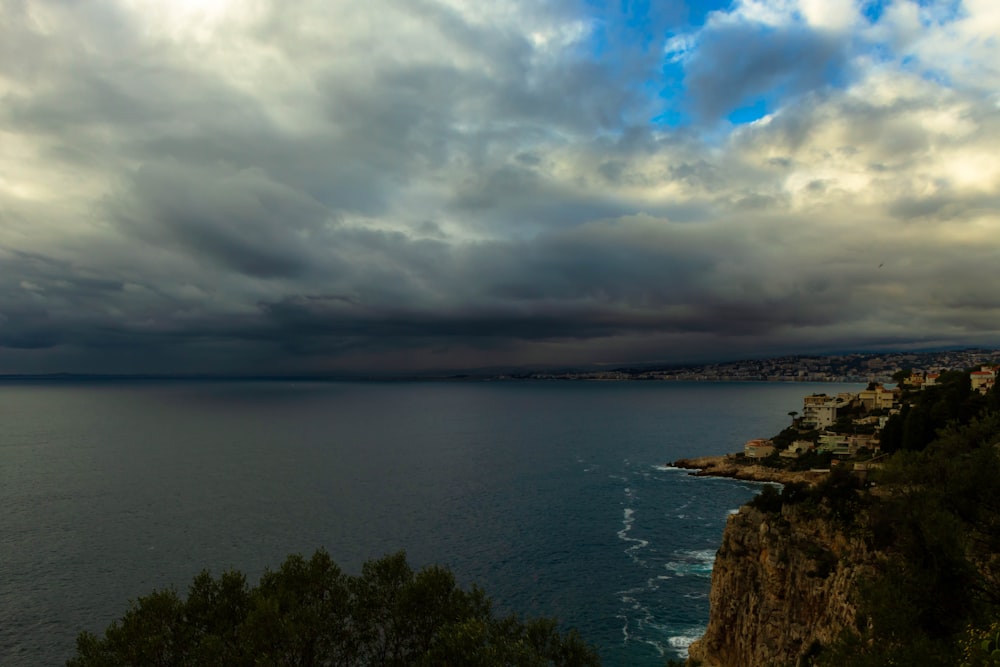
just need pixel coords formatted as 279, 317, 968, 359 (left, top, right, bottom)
687, 502, 876, 667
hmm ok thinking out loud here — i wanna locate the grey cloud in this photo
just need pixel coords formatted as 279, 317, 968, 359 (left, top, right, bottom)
732, 192, 781, 209
224, 216, 876, 361
482, 221, 717, 304
683, 24, 848, 122
889, 194, 955, 220
597, 160, 626, 184
448, 164, 636, 231
399, 1, 658, 135
1, 201, 995, 372
889, 190, 1000, 222
0, 303, 62, 349
110, 162, 334, 279
670, 159, 723, 190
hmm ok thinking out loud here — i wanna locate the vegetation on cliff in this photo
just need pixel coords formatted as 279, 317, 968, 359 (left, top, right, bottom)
732, 372, 1000, 667
68, 550, 600, 667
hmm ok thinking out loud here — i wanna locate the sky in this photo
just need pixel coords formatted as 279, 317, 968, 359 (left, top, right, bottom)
2, 0, 999, 375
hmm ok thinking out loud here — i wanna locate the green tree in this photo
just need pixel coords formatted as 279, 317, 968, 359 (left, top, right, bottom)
240, 551, 354, 665
879, 409, 904, 453
68, 550, 601, 667
70, 588, 188, 667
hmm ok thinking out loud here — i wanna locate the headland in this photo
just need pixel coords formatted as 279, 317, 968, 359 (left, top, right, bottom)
670, 455, 827, 486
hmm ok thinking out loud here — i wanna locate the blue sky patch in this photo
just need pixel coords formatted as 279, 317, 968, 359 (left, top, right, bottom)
727, 98, 769, 125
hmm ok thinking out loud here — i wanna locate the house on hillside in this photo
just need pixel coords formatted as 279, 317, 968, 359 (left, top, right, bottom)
858, 383, 895, 411
744, 439, 775, 458
847, 433, 877, 451
779, 440, 815, 459
802, 394, 841, 429
971, 367, 996, 395
817, 432, 853, 457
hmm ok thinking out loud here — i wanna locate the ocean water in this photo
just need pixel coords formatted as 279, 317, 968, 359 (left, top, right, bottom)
0, 379, 859, 666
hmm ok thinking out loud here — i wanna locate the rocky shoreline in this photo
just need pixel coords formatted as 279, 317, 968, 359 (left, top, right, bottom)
670, 455, 828, 486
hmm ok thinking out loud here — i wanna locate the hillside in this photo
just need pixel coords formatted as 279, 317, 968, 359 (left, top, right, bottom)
689, 371, 1000, 666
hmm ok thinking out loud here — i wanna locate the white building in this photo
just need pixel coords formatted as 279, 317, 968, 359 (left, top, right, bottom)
801, 394, 841, 429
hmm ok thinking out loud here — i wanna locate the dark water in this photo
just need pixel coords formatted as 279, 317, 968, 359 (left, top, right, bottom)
0, 380, 859, 666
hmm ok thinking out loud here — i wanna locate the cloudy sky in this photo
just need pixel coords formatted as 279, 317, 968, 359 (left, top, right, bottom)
2, 0, 999, 375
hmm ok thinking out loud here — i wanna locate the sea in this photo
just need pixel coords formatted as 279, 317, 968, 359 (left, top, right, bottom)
0, 379, 861, 666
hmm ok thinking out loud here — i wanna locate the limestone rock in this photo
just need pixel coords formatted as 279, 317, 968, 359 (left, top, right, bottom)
687, 504, 875, 667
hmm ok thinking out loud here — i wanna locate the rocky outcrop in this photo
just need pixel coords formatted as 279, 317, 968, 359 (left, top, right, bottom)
672, 456, 828, 486
687, 503, 876, 667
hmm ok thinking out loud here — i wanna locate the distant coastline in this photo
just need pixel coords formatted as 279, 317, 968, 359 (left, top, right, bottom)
4, 347, 998, 384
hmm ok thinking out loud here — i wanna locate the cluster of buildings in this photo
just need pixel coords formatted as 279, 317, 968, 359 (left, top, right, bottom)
900, 367, 997, 394
743, 365, 999, 462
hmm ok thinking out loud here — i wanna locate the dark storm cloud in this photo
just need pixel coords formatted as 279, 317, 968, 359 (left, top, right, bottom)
0, 197, 994, 372
111, 162, 334, 279
0, 248, 173, 354
227, 215, 874, 362
255, 296, 637, 343
0, 303, 62, 349
2, 209, 839, 363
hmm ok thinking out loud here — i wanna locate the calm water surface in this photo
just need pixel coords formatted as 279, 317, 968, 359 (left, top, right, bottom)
0, 380, 860, 666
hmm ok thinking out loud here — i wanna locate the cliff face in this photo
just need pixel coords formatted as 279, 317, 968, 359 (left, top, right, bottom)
687, 504, 876, 667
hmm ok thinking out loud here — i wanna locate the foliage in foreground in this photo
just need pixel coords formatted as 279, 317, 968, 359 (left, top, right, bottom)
68, 550, 600, 667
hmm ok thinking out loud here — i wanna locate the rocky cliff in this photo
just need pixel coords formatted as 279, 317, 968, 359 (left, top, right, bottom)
687, 502, 876, 667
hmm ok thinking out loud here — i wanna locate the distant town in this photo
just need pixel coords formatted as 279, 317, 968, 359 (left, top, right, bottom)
672, 358, 1000, 485
506, 348, 1000, 384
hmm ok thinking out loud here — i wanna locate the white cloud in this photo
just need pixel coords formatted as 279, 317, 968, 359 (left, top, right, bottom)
798, 0, 859, 31
664, 33, 697, 63
716, 0, 800, 28
707, 0, 861, 32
